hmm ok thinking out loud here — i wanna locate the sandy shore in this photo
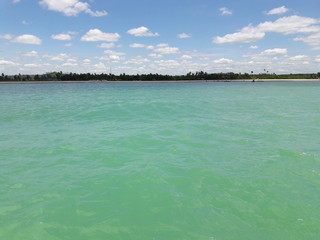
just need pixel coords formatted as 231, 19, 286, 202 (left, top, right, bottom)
0, 79, 319, 84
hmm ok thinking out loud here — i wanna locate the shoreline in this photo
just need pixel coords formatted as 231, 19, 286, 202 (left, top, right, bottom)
0, 79, 319, 84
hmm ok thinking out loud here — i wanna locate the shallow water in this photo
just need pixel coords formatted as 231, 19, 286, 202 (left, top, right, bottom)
1, 82, 319, 239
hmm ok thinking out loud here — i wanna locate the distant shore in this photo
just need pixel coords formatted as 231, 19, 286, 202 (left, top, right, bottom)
0, 79, 319, 84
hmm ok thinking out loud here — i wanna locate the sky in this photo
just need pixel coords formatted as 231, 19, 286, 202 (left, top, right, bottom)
0, 0, 320, 75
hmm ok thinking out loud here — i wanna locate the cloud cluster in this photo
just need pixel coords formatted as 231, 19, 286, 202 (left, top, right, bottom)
219, 7, 232, 16
177, 33, 191, 39
213, 15, 320, 47
39, 0, 107, 17
127, 26, 159, 37
11, 34, 42, 45
81, 29, 120, 42
266, 6, 288, 15
129, 43, 179, 55
52, 33, 73, 41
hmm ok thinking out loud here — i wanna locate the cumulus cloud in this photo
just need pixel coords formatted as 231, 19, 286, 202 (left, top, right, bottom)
258, 16, 320, 34
250, 45, 259, 49
0, 59, 18, 65
83, 59, 91, 64
148, 53, 163, 58
289, 55, 309, 61
129, 43, 147, 48
213, 25, 265, 44
127, 26, 159, 37
24, 63, 42, 68
81, 29, 120, 42
213, 58, 233, 64
260, 48, 287, 56
39, 0, 107, 17
219, 7, 232, 16
266, 6, 289, 15
154, 60, 180, 68
177, 33, 191, 39
103, 50, 125, 61
62, 62, 77, 67
213, 15, 320, 44
0, 34, 14, 40
11, 34, 42, 45
153, 43, 179, 54
128, 43, 179, 55
104, 50, 125, 56
51, 33, 72, 40
180, 55, 192, 60
97, 43, 116, 48
125, 56, 150, 65
49, 53, 69, 62
294, 32, 320, 49
23, 51, 38, 57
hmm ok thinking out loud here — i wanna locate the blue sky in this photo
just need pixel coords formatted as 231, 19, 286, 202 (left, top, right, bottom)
0, 0, 319, 75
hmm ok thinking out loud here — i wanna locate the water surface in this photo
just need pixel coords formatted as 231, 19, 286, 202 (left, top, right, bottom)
1, 82, 319, 239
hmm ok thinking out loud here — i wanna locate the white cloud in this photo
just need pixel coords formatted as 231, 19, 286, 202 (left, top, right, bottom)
213, 25, 265, 44
24, 63, 41, 68
22, 20, 30, 25
51, 33, 72, 40
213, 58, 233, 64
83, 59, 91, 64
62, 62, 77, 67
104, 50, 125, 56
289, 55, 309, 61
213, 15, 320, 44
219, 7, 232, 16
103, 50, 125, 62
0, 34, 14, 40
97, 42, 116, 48
81, 29, 120, 42
129, 43, 179, 54
177, 33, 191, 39
39, 0, 107, 17
294, 32, 320, 49
250, 45, 258, 49
23, 51, 38, 57
153, 44, 179, 54
127, 26, 159, 37
129, 43, 147, 48
44, 53, 70, 61
258, 16, 320, 35
12, 0, 21, 3
266, 6, 289, 15
64, 43, 73, 47
125, 56, 150, 65
85, 9, 108, 17
260, 48, 287, 56
180, 55, 192, 60
154, 60, 180, 67
94, 62, 107, 70
0, 59, 18, 65
148, 53, 162, 58
11, 34, 42, 45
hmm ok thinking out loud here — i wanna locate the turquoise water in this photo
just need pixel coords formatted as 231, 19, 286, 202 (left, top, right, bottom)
1, 82, 319, 240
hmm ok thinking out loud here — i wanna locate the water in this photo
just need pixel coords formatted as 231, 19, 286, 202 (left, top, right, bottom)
0, 82, 319, 240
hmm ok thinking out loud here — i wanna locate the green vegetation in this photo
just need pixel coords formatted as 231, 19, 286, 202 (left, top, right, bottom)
0, 71, 319, 82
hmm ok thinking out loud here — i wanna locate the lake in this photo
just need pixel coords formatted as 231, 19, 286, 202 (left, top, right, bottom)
1, 82, 319, 240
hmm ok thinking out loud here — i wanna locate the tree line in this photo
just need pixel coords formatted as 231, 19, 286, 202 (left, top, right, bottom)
1, 71, 319, 82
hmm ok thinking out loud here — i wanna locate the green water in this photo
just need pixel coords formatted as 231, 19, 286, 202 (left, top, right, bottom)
0, 82, 319, 240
